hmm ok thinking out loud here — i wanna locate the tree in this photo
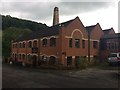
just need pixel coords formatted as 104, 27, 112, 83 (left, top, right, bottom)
2, 27, 32, 57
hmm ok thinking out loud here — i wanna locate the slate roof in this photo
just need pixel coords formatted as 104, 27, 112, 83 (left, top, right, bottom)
14, 17, 76, 42
101, 33, 120, 39
85, 24, 96, 33
103, 29, 112, 35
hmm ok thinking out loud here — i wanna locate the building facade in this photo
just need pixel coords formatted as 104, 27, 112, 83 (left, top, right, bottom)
11, 7, 119, 67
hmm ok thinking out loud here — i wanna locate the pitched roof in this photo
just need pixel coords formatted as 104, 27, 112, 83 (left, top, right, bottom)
101, 33, 120, 39
103, 29, 111, 35
85, 24, 96, 33
14, 17, 76, 42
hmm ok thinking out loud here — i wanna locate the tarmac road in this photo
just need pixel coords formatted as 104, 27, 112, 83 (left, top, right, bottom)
2, 63, 119, 88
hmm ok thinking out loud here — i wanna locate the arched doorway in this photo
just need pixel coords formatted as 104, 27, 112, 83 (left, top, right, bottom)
49, 56, 56, 65
32, 55, 37, 67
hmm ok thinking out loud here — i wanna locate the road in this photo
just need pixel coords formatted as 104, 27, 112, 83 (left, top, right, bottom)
2, 63, 120, 88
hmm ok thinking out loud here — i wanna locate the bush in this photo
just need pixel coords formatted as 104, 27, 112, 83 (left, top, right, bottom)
75, 56, 87, 70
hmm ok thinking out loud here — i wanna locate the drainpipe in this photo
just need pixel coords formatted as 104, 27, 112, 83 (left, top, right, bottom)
88, 32, 90, 64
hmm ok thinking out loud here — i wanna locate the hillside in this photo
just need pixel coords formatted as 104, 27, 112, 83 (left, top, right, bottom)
2, 15, 49, 57
2, 15, 48, 31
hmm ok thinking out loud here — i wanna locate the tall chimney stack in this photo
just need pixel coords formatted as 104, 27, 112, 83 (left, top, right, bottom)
53, 7, 59, 26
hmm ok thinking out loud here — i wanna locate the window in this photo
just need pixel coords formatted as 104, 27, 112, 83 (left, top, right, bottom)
82, 40, 85, 48
75, 39, 80, 48
93, 41, 98, 49
22, 54, 25, 60
33, 40, 37, 47
50, 37, 56, 47
67, 56, 72, 65
69, 38, 72, 48
42, 39, 47, 47
23, 42, 25, 48
27, 54, 31, 61
15, 44, 17, 48
19, 43, 22, 48
19, 54, 21, 59
12, 54, 14, 58
29, 41, 32, 48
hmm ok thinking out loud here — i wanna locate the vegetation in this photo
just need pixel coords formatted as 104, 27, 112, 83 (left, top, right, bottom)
2, 15, 48, 31
74, 56, 88, 70
2, 27, 32, 57
2, 14, 49, 57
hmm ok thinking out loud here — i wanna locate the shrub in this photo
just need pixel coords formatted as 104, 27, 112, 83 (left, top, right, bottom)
75, 56, 87, 70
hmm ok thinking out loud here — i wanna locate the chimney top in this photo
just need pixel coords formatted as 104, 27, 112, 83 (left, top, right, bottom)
53, 7, 59, 26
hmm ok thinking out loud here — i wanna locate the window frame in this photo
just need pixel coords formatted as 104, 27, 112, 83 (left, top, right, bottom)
50, 37, 56, 47
75, 39, 80, 48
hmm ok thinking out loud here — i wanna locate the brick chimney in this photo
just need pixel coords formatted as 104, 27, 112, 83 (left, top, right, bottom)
53, 7, 59, 26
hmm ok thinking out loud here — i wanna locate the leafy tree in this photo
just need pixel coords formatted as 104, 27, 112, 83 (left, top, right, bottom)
2, 27, 32, 57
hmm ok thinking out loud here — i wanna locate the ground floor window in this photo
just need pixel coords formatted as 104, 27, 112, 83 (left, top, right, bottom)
67, 56, 72, 65
27, 54, 31, 61
22, 54, 26, 60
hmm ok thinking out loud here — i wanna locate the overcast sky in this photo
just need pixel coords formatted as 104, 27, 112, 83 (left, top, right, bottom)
1, 0, 119, 33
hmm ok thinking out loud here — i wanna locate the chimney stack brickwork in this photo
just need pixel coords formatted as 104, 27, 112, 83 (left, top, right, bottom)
53, 7, 59, 26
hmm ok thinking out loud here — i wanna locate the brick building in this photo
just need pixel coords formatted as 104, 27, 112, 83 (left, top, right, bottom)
11, 7, 119, 67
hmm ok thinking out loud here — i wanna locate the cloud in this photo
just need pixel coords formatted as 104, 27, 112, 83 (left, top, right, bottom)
1, 2, 113, 22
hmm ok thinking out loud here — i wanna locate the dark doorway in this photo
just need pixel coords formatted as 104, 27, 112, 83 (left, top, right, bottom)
67, 56, 72, 65
32, 55, 37, 67
75, 56, 80, 68
49, 56, 56, 65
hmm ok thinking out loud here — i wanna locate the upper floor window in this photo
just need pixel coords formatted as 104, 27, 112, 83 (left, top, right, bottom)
28, 41, 32, 48
50, 37, 56, 47
15, 43, 18, 48
42, 39, 47, 47
23, 42, 25, 48
82, 40, 85, 48
69, 38, 72, 48
93, 41, 98, 49
75, 39, 80, 48
19, 43, 22, 48
33, 40, 37, 47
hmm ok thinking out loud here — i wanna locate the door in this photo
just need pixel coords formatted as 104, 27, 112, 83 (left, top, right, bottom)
32, 55, 37, 67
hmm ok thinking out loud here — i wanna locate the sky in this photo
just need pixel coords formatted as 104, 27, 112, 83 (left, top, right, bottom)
1, 0, 119, 33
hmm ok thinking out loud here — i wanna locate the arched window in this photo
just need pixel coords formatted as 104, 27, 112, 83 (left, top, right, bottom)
19, 54, 21, 59
23, 42, 25, 48
27, 54, 31, 61
19, 43, 22, 48
42, 39, 47, 47
28, 41, 32, 48
12, 53, 14, 58
50, 37, 56, 47
22, 54, 25, 60
33, 40, 37, 47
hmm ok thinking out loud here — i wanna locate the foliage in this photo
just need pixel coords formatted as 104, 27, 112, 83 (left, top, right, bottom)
75, 56, 88, 70
2, 27, 32, 57
2, 15, 48, 31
